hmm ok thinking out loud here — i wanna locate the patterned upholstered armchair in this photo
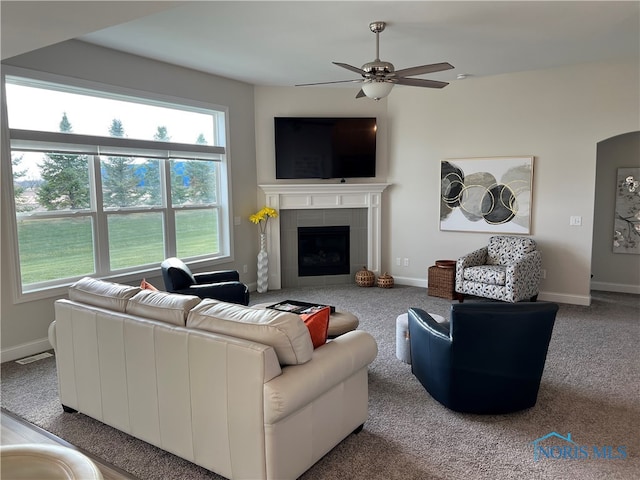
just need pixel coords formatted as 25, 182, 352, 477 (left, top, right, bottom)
455, 235, 541, 303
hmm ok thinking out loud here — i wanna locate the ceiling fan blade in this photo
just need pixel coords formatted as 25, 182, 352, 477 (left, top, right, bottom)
395, 77, 449, 89
296, 79, 364, 87
355, 89, 367, 99
333, 62, 366, 75
393, 62, 454, 78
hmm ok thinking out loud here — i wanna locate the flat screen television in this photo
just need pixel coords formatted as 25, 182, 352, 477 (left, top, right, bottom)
275, 117, 376, 179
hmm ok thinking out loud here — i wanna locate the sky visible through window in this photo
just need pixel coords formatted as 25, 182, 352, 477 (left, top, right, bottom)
7, 81, 219, 180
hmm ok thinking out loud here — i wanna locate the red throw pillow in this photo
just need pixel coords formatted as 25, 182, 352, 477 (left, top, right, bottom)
140, 278, 158, 291
299, 306, 331, 349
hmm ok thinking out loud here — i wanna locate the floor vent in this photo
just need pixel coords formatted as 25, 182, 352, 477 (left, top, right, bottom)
15, 352, 53, 365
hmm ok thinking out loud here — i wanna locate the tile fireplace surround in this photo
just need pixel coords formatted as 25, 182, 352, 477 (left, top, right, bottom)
259, 184, 390, 290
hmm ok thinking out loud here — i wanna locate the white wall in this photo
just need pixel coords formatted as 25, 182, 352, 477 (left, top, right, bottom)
255, 60, 640, 306
386, 60, 639, 304
1, 40, 258, 361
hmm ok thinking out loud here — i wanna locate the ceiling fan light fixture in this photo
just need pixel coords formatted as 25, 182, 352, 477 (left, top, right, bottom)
362, 80, 393, 100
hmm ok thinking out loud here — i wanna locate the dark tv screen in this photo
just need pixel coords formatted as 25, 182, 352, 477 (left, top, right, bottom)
275, 117, 376, 179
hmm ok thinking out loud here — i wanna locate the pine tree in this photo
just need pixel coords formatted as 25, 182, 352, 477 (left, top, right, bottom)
11, 154, 35, 212
138, 126, 170, 206
154, 126, 189, 205
154, 126, 170, 142
185, 160, 217, 204
102, 119, 142, 207
36, 113, 90, 210
181, 133, 217, 204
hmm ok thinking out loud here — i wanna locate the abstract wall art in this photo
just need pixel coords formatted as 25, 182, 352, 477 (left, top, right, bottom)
613, 167, 640, 254
440, 156, 534, 234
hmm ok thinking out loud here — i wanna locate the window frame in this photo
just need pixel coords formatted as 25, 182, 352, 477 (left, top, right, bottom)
1, 66, 235, 303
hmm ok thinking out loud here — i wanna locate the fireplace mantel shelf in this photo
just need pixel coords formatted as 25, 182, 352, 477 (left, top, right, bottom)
259, 183, 391, 290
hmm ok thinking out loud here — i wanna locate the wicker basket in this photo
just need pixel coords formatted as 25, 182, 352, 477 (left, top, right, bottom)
377, 272, 394, 289
427, 265, 457, 299
355, 266, 375, 287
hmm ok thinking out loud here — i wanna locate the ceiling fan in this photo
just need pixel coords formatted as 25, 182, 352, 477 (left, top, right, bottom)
296, 21, 454, 100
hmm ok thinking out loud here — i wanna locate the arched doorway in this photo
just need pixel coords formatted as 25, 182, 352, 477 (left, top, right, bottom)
591, 131, 640, 293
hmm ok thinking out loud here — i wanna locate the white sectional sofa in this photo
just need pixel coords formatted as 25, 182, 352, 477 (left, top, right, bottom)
48, 277, 378, 480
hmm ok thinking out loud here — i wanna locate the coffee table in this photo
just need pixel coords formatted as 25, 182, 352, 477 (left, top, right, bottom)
252, 302, 359, 338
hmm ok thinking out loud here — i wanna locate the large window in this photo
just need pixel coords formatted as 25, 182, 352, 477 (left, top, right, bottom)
3, 71, 231, 296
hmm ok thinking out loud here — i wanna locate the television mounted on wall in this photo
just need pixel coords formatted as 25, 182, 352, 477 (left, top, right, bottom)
274, 117, 376, 179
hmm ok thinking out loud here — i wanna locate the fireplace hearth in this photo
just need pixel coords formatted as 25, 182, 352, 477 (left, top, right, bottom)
298, 226, 350, 276
259, 183, 390, 289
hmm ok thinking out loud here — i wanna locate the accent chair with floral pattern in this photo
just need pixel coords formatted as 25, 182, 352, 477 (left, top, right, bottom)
455, 235, 541, 303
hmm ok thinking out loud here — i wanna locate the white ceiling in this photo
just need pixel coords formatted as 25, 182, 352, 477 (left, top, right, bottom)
3, 1, 639, 88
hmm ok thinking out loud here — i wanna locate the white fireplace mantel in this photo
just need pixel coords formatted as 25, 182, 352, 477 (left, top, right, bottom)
259, 183, 391, 290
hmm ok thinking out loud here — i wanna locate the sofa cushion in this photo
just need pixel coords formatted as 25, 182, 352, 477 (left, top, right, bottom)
69, 277, 140, 313
300, 307, 331, 349
187, 300, 313, 365
463, 265, 507, 286
127, 289, 201, 326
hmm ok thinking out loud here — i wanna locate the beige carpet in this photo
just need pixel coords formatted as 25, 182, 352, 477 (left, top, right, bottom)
1, 286, 638, 479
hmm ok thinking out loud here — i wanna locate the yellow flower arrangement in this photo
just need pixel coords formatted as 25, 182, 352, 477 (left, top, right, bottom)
249, 206, 278, 234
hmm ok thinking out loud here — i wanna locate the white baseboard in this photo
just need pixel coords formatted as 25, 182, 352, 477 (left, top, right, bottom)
393, 277, 592, 306
590, 281, 640, 295
537, 291, 591, 306
1, 337, 52, 363
393, 276, 427, 288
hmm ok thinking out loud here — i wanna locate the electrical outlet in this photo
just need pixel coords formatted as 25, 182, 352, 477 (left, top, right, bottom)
569, 216, 582, 226
396, 257, 401, 266
541, 269, 546, 279
403, 258, 409, 267
243, 264, 248, 273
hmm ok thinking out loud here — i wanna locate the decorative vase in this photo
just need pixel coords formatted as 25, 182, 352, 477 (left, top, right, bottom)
355, 266, 375, 287
377, 272, 394, 289
257, 233, 269, 293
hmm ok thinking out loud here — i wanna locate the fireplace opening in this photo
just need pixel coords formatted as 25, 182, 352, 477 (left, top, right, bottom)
298, 226, 350, 277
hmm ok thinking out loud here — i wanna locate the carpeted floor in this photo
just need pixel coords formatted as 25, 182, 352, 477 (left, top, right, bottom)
1, 285, 638, 479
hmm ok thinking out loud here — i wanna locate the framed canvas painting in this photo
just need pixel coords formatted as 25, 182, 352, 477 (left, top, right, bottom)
440, 156, 534, 234
613, 167, 640, 254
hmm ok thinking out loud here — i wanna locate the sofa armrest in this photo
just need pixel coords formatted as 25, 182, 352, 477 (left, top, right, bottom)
48, 321, 57, 350
456, 246, 488, 285
176, 282, 249, 305
505, 250, 542, 300
263, 330, 377, 424
507, 250, 542, 276
408, 308, 450, 339
194, 270, 240, 284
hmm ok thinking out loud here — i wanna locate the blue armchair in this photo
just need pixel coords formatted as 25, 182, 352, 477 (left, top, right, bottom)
160, 257, 249, 305
408, 301, 558, 414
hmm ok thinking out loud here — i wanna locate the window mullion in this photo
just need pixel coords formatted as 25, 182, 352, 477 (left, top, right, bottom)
91, 155, 109, 275
161, 160, 176, 257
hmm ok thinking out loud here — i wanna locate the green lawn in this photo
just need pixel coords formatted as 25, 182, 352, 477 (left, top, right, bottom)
17, 210, 219, 285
